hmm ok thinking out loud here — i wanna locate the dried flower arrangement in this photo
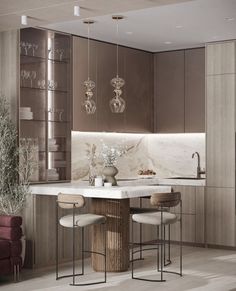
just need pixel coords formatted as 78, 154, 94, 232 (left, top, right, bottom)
0, 95, 36, 215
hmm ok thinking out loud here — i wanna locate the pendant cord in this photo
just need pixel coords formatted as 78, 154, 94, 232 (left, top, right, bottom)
87, 23, 90, 81
116, 19, 119, 78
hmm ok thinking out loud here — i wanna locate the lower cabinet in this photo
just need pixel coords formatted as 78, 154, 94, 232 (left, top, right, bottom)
206, 187, 235, 247
171, 186, 205, 244
130, 185, 205, 245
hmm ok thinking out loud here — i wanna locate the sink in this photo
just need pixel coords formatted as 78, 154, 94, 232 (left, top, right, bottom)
167, 177, 205, 180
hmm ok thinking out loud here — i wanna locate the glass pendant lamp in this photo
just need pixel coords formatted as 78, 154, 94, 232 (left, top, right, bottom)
110, 16, 126, 113
82, 20, 96, 114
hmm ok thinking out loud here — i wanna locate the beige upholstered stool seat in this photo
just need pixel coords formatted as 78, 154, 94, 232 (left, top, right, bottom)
60, 213, 106, 228
132, 211, 177, 226
130, 207, 156, 214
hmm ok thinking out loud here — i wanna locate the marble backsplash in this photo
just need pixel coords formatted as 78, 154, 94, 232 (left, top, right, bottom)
72, 132, 205, 181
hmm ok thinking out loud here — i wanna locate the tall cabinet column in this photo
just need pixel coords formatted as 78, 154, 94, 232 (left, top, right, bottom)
206, 41, 236, 247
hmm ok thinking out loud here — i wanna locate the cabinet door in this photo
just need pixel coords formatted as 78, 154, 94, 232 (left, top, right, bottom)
206, 74, 235, 188
96, 41, 125, 132
196, 186, 205, 244
206, 187, 235, 247
154, 50, 185, 133
185, 48, 205, 132
73, 37, 97, 131
206, 42, 235, 75
170, 186, 196, 243
124, 47, 153, 132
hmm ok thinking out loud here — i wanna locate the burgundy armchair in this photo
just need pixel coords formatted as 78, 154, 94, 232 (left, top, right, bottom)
0, 215, 23, 280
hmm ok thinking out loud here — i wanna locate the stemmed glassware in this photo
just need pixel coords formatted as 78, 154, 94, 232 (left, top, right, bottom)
48, 48, 65, 61
20, 41, 38, 56
32, 44, 39, 56
29, 71, 37, 88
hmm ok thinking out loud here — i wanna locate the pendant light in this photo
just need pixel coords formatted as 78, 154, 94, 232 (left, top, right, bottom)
82, 20, 96, 115
110, 15, 126, 113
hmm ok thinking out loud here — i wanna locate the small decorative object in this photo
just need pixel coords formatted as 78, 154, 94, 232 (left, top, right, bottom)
94, 176, 103, 187
101, 143, 127, 186
86, 144, 97, 186
102, 166, 118, 186
138, 169, 156, 176
110, 15, 126, 113
104, 182, 112, 187
82, 20, 96, 115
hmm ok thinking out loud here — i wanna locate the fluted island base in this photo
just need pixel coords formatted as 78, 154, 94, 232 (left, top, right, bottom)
91, 198, 130, 272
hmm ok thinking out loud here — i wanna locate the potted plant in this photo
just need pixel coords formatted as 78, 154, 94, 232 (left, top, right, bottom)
0, 94, 36, 267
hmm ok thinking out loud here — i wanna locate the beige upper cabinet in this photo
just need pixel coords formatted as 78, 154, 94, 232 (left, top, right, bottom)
154, 48, 205, 133
154, 50, 185, 133
206, 41, 235, 75
185, 48, 205, 132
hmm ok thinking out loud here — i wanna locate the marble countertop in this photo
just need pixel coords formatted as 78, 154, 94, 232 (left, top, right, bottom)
30, 183, 172, 199
116, 177, 205, 187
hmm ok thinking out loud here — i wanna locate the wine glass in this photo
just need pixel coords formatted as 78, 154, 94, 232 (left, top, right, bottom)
29, 71, 37, 88
32, 44, 38, 57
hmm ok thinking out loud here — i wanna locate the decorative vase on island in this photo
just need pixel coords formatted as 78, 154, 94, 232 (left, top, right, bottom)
102, 165, 118, 186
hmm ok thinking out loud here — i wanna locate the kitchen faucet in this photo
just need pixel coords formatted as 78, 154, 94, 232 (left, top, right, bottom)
192, 152, 205, 179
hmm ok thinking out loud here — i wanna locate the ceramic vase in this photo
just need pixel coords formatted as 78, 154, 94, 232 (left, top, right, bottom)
102, 165, 118, 186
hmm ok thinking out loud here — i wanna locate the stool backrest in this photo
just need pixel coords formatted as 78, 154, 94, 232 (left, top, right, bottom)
57, 193, 85, 209
150, 192, 181, 208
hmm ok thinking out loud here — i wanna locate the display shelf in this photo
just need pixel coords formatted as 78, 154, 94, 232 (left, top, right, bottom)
20, 86, 68, 93
19, 27, 72, 184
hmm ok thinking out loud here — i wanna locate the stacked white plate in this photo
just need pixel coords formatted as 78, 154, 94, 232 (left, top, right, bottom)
20, 107, 33, 120
48, 138, 59, 151
48, 168, 59, 180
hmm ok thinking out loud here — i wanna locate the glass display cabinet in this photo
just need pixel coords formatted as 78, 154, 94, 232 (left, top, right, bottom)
19, 27, 71, 183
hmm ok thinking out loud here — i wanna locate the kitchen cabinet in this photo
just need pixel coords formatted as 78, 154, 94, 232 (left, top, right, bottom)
206, 41, 235, 75
206, 187, 235, 247
124, 47, 153, 132
72, 36, 153, 133
19, 28, 72, 183
170, 185, 205, 244
206, 74, 235, 188
73, 37, 97, 131
154, 50, 185, 133
96, 41, 125, 132
206, 40, 236, 247
185, 48, 205, 132
154, 48, 205, 133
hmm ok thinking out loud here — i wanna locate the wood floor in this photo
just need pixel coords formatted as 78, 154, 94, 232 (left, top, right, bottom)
1, 246, 236, 291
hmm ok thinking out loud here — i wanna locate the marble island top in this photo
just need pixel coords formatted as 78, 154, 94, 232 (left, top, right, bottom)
30, 183, 172, 199
30, 176, 205, 199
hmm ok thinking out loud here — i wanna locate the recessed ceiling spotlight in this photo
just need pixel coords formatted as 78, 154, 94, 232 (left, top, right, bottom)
225, 17, 234, 21
21, 15, 28, 25
126, 31, 133, 35
164, 41, 172, 44
74, 5, 80, 16
175, 25, 183, 29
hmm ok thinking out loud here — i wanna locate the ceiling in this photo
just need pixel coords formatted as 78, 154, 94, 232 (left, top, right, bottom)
0, 0, 192, 31
1, 0, 236, 52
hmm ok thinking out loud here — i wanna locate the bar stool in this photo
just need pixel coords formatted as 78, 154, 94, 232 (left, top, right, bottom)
56, 193, 107, 286
130, 196, 172, 265
131, 192, 182, 282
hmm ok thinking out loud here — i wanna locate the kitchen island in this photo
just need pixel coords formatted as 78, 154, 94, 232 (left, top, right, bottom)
29, 183, 172, 272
